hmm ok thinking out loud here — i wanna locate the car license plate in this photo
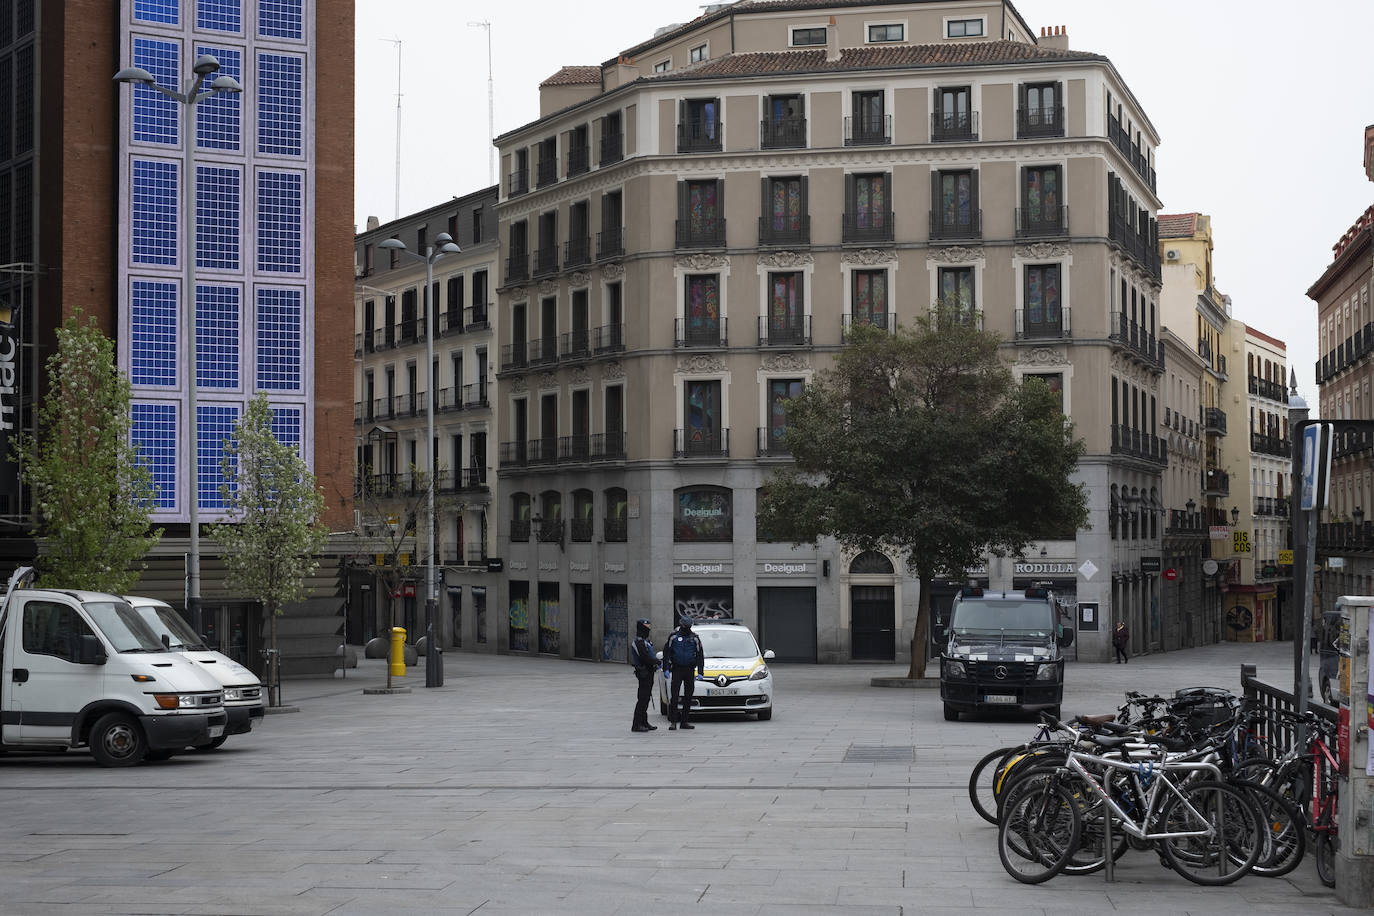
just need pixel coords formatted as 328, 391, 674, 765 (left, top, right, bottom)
706, 687, 739, 696
984, 694, 1017, 704
208, 724, 225, 738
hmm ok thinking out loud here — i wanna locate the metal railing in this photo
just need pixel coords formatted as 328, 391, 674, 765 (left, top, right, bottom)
674, 318, 727, 348
1109, 312, 1164, 367
673, 428, 729, 459
566, 145, 589, 177
929, 208, 981, 241
499, 341, 527, 371
597, 227, 624, 260
1204, 407, 1228, 435
1239, 663, 1336, 760
536, 158, 557, 188
508, 168, 528, 197
505, 251, 528, 284
1017, 105, 1064, 138
844, 114, 890, 146
930, 110, 978, 142
1015, 205, 1068, 238
842, 313, 892, 340
757, 427, 791, 457
533, 246, 559, 277
1110, 424, 1168, 465
559, 328, 591, 360
564, 236, 591, 268
842, 211, 894, 244
758, 215, 810, 248
1203, 467, 1230, 496
677, 119, 723, 153
675, 217, 726, 249
758, 315, 811, 347
760, 116, 806, 149
1014, 307, 1071, 340
599, 131, 623, 166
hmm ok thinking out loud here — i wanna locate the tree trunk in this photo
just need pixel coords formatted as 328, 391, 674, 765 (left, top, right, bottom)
905, 574, 933, 679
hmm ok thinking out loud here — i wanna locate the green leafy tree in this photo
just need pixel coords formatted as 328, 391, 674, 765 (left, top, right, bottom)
757, 313, 1088, 678
210, 394, 327, 705
14, 312, 161, 591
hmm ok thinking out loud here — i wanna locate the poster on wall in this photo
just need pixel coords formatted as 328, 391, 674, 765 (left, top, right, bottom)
509, 587, 530, 652
602, 586, 628, 663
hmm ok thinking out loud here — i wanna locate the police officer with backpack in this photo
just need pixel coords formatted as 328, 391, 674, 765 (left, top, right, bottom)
662, 617, 705, 730
629, 618, 658, 732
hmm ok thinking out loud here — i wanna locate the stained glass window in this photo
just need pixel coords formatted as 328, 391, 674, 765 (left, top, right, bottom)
853, 270, 887, 326
1024, 166, 1059, 225
1025, 264, 1061, 330
854, 174, 886, 229
941, 171, 973, 227
685, 274, 719, 343
768, 272, 801, 336
770, 177, 803, 231
939, 266, 974, 317
768, 378, 803, 447
687, 180, 718, 233
685, 380, 721, 450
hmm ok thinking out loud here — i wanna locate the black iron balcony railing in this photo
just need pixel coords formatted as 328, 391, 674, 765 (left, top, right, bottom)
505, 251, 529, 284
564, 236, 591, 268
593, 323, 625, 354
673, 428, 729, 459
757, 427, 791, 458
461, 383, 489, 409
1248, 376, 1288, 403
498, 441, 527, 468
510, 518, 530, 541
760, 115, 806, 149
677, 119, 723, 153
434, 386, 460, 411
1015, 205, 1069, 238
1014, 307, 1071, 340
528, 336, 558, 366
1251, 432, 1290, 458
842, 211, 894, 245
1165, 508, 1206, 536
508, 168, 528, 197
500, 341, 528, 371
526, 436, 557, 465
1204, 407, 1228, 435
533, 246, 559, 277
1317, 521, 1374, 552
1332, 426, 1374, 459
1109, 312, 1164, 368
675, 216, 726, 249
604, 516, 627, 542
566, 145, 589, 177
354, 400, 370, 423
931, 110, 978, 142
557, 435, 591, 462
463, 465, 488, 489
599, 131, 623, 166
536, 518, 564, 544
463, 305, 490, 332
571, 518, 594, 542
1017, 105, 1064, 139
1110, 424, 1167, 465
560, 328, 591, 360
758, 214, 810, 248
674, 317, 727, 348
1203, 467, 1230, 496
370, 397, 393, 421
930, 208, 982, 241
1315, 322, 1374, 383
758, 315, 811, 347
842, 312, 892, 340
597, 227, 624, 260
354, 333, 365, 356
844, 114, 890, 146
536, 158, 557, 188
591, 430, 626, 460
1253, 496, 1291, 518
439, 308, 463, 335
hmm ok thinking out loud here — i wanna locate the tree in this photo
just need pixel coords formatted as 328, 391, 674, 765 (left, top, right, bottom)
14, 311, 161, 591
757, 313, 1088, 677
210, 394, 328, 706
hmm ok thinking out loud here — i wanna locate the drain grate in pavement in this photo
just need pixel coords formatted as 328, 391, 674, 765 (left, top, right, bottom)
843, 745, 914, 763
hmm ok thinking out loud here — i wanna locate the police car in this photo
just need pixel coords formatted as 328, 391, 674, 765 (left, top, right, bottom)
657, 619, 775, 721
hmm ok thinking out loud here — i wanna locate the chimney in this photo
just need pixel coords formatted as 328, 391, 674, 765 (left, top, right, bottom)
1039, 24, 1069, 51
825, 15, 840, 62
1364, 123, 1374, 183
367, 215, 380, 231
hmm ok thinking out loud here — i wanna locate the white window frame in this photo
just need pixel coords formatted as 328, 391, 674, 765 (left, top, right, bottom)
756, 260, 814, 345
864, 21, 906, 43
653, 58, 671, 73
689, 42, 708, 63
674, 258, 731, 344
944, 16, 986, 38
839, 259, 898, 336
789, 23, 828, 47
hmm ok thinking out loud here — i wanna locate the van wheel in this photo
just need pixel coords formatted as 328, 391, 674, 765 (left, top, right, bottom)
89, 713, 147, 767
193, 735, 229, 751
943, 704, 960, 721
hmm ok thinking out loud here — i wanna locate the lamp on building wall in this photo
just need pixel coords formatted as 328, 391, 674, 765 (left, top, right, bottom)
1355, 506, 1365, 526
1231, 506, 1241, 526
378, 233, 461, 687
115, 55, 243, 639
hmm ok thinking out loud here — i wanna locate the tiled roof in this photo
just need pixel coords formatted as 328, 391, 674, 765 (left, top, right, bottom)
640, 41, 1103, 82
1157, 213, 1198, 239
540, 66, 602, 87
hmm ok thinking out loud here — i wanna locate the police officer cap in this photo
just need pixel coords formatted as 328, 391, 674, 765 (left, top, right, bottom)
636, 618, 651, 627
679, 616, 693, 628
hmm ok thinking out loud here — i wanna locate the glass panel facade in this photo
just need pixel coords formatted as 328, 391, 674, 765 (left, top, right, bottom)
131, 403, 178, 510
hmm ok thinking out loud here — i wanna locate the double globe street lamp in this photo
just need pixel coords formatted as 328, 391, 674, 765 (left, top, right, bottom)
378, 233, 461, 686
115, 55, 243, 637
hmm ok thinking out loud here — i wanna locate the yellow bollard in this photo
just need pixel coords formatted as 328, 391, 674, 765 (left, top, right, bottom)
390, 627, 407, 677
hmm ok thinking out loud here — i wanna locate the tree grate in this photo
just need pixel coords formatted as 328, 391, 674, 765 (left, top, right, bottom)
843, 745, 914, 763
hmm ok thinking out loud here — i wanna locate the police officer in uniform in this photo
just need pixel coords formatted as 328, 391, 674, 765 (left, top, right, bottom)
662, 617, 705, 730
630, 618, 658, 732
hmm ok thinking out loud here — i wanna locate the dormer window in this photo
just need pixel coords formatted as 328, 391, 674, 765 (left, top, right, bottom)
868, 23, 904, 42
946, 18, 984, 38
689, 44, 707, 63
791, 26, 826, 46
653, 59, 671, 73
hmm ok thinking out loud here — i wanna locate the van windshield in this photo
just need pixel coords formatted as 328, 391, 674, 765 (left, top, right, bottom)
82, 600, 170, 653
131, 603, 207, 650
951, 599, 1055, 636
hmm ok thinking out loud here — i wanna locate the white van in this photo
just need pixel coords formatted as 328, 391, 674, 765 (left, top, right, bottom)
124, 596, 265, 748
0, 568, 226, 766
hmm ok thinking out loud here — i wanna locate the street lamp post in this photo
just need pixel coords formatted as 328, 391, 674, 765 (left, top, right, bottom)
115, 56, 242, 638
378, 234, 460, 687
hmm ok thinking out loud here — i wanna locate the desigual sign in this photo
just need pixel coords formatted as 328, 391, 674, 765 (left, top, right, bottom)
760, 562, 809, 575
679, 562, 728, 575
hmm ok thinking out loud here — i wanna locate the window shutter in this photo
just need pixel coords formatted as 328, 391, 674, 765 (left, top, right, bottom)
677, 180, 688, 229
761, 177, 770, 222
846, 173, 857, 222
970, 170, 980, 212
1017, 82, 1026, 113
679, 99, 687, 138
930, 169, 941, 225
800, 175, 809, 221
714, 178, 724, 222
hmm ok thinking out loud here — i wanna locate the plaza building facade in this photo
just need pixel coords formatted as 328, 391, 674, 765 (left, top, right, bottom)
479, 0, 1165, 665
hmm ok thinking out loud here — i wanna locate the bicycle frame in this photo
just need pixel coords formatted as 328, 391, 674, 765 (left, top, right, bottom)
1309, 732, 1339, 835
1060, 747, 1224, 842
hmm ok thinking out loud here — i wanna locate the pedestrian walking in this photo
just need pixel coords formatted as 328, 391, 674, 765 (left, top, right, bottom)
629, 618, 658, 732
1113, 620, 1130, 664
662, 617, 705, 730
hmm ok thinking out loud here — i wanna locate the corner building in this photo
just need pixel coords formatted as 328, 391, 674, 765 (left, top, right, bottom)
491, 0, 1163, 665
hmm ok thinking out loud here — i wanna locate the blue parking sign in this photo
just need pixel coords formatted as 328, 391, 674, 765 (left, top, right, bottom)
1299, 424, 1330, 511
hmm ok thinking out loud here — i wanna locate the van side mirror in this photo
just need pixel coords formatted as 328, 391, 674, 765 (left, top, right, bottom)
77, 634, 107, 665
1059, 628, 1074, 648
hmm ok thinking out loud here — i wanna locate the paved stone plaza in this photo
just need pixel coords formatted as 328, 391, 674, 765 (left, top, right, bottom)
0, 640, 1365, 915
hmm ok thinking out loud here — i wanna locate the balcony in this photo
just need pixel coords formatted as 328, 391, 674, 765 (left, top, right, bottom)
1014, 307, 1071, 340
675, 216, 726, 249
1109, 312, 1164, 368
1015, 205, 1069, 238
597, 227, 624, 260
760, 115, 806, 149
930, 208, 981, 241
536, 518, 564, 544
677, 120, 723, 153
566, 144, 589, 178
1107, 199, 1160, 279
571, 518, 594, 542
673, 428, 729, 459
844, 115, 890, 146
758, 315, 811, 347
604, 516, 627, 542
510, 518, 530, 541
370, 397, 394, 421
505, 251, 529, 284
533, 246, 559, 277
674, 317, 727, 348
757, 427, 791, 458
1318, 521, 1374, 552
593, 323, 625, 354
842, 211, 894, 245
527, 436, 557, 466
529, 336, 557, 367
463, 305, 490, 332
758, 215, 810, 248
559, 328, 591, 360
564, 236, 591, 269
1253, 496, 1290, 518
499, 441, 527, 468
1202, 467, 1230, 497
1017, 105, 1064, 139
931, 110, 978, 142
508, 168, 528, 197
1203, 407, 1227, 435
1110, 424, 1167, 465
439, 308, 463, 336
1315, 322, 1374, 383
1332, 426, 1374, 459
591, 430, 626, 461
557, 435, 591, 462
536, 158, 557, 188
461, 383, 489, 409
842, 313, 892, 340
463, 466, 489, 491
599, 131, 623, 166
1251, 432, 1291, 458
1248, 375, 1288, 402
1108, 115, 1157, 193
1165, 508, 1206, 537
499, 341, 528, 372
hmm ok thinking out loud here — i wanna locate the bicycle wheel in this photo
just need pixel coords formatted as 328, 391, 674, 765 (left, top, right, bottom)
1231, 779, 1305, 878
994, 747, 1067, 817
1159, 780, 1262, 886
969, 746, 1017, 825
1314, 810, 1337, 888
997, 772, 1081, 884
1012, 763, 1128, 876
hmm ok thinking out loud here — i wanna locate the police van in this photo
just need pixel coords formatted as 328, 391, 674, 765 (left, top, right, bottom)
938, 586, 1072, 721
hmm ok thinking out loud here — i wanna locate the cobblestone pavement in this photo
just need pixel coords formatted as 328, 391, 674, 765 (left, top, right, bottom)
0, 639, 1364, 915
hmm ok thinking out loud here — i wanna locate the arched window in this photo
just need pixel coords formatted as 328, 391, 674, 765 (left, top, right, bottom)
849, 551, 895, 574
571, 489, 594, 542
674, 485, 732, 542
604, 487, 627, 542
510, 493, 531, 541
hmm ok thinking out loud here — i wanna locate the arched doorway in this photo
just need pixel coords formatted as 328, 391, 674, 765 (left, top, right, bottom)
849, 551, 896, 660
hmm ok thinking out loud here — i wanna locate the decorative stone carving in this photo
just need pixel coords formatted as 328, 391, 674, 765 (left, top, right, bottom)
677, 354, 726, 374
761, 352, 809, 372
569, 366, 590, 385
508, 286, 526, 300
840, 248, 897, 265
511, 376, 528, 393
601, 262, 625, 280
675, 253, 729, 271
537, 279, 559, 296
539, 372, 558, 390
758, 250, 814, 268
569, 271, 590, 288
604, 361, 625, 380
926, 246, 985, 263
1015, 347, 1069, 367
1015, 241, 1069, 260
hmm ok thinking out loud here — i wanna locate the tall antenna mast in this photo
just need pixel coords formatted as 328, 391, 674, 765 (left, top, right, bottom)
383, 37, 403, 220
468, 20, 495, 187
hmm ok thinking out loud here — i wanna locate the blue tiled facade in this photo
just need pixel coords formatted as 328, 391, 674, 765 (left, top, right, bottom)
119, 0, 314, 520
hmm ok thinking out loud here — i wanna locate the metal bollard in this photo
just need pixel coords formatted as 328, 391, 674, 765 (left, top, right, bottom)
390, 627, 407, 677
425, 622, 444, 687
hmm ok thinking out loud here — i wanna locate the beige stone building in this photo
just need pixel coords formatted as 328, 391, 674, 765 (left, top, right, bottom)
485, 0, 1165, 664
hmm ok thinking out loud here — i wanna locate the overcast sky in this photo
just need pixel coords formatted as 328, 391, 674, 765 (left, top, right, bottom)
354, 1, 1374, 405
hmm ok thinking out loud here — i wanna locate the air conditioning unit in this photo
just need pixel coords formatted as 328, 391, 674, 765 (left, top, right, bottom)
1165, 249, 1181, 261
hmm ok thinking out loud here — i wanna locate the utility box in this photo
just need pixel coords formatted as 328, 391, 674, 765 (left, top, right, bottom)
1332, 596, 1374, 906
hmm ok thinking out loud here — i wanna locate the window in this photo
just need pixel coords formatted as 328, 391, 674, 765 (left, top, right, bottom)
932, 86, 975, 140
844, 172, 890, 243
257, 170, 303, 273
599, 111, 623, 166
932, 169, 979, 239
938, 266, 976, 322
674, 485, 732, 541
196, 165, 241, 269
1022, 264, 1063, 338
761, 175, 807, 244
257, 52, 303, 156
1019, 81, 1063, 138
679, 98, 721, 152
791, 27, 826, 46
868, 23, 904, 42
683, 381, 724, 456
604, 487, 628, 542
22, 601, 97, 661
766, 379, 804, 454
653, 59, 671, 73
536, 137, 557, 187
683, 274, 721, 345
765, 273, 805, 345
848, 90, 887, 145
762, 94, 805, 148
947, 18, 984, 37
676, 178, 724, 247
1020, 165, 1062, 235
689, 44, 707, 63
852, 270, 888, 330
132, 403, 177, 510
196, 45, 241, 150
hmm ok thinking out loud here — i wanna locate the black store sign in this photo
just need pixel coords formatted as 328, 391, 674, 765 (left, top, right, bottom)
1140, 556, 1162, 573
